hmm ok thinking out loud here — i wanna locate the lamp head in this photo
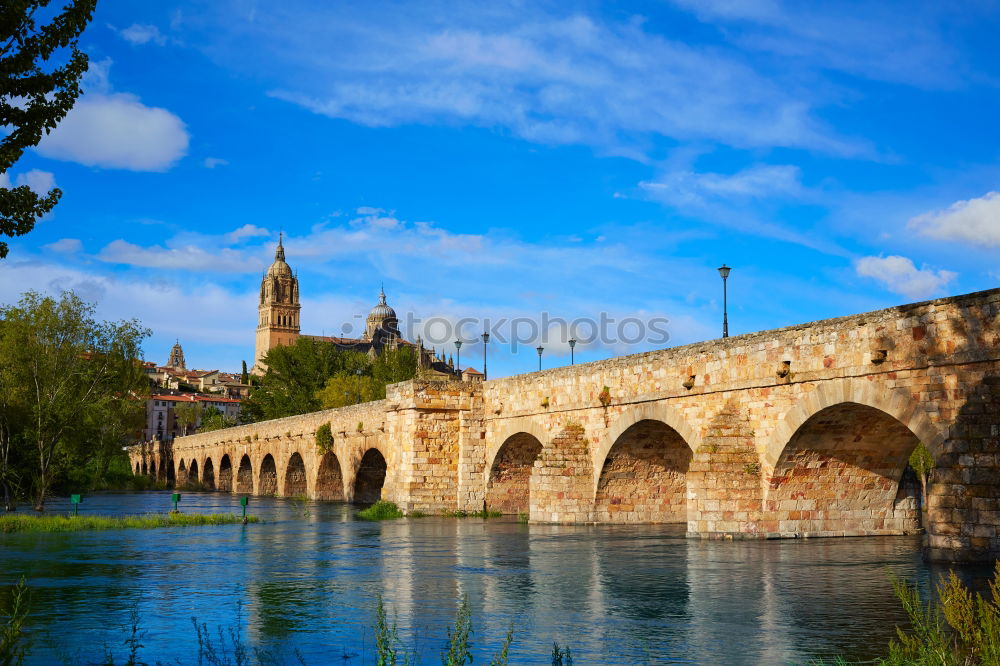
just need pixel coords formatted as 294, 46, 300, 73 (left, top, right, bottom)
455, 339, 463, 349
717, 264, 732, 279
568, 338, 577, 349
482, 332, 490, 343
536, 345, 544, 355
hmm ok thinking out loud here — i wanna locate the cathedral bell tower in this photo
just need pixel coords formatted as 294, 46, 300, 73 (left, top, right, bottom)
254, 233, 300, 372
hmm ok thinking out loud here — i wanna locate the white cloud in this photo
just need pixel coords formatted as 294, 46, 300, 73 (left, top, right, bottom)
1, 169, 57, 194
204, 157, 229, 168
33, 60, 188, 171
225, 224, 270, 243
36, 93, 188, 171
196, 3, 858, 156
907, 191, 1000, 248
118, 23, 167, 46
43, 238, 83, 254
15, 169, 56, 194
855, 255, 956, 300
639, 164, 802, 208
97, 239, 261, 273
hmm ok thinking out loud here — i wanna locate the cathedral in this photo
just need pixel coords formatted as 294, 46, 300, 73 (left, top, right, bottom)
254, 235, 456, 376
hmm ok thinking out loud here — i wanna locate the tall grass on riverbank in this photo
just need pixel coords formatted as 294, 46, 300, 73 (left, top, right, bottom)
876, 563, 1000, 665
0, 512, 257, 534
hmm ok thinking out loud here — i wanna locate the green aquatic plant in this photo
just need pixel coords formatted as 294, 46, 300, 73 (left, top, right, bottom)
357, 500, 405, 521
0, 512, 256, 533
440, 508, 502, 519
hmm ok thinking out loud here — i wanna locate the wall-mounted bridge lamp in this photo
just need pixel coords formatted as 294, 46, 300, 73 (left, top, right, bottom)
718, 264, 732, 338
454, 339, 462, 375
536, 345, 544, 372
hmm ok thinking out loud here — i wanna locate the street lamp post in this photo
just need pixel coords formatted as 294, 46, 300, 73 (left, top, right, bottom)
481, 332, 490, 380
455, 339, 462, 378
569, 338, 576, 365
718, 264, 732, 338
536, 345, 544, 372
355, 367, 362, 403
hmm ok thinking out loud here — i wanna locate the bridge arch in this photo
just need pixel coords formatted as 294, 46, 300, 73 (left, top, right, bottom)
218, 454, 233, 492
177, 459, 186, 484
284, 452, 307, 497
189, 459, 199, 484
594, 418, 693, 523
202, 457, 215, 490
354, 448, 387, 504
767, 402, 924, 535
487, 431, 544, 514
259, 454, 278, 495
763, 380, 944, 470
594, 403, 698, 493
236, 454, 253, 494
315, 452, 344, 500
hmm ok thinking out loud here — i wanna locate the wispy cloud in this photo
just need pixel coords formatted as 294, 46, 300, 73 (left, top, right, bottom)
115, 23, 168, 46
43, 238, 83, 254
190, 2, 861, 157
638, 164, 803, 208
97, 239, 261, 273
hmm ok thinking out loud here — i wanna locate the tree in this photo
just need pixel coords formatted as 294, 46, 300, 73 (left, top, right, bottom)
1, 0, 98, 258
0, 290, 149, 510
242, 338, 367, 422
198, 405, 237, 433
908, 441, 934, 513
173, 401, 203, 436
241, 360, 249, 385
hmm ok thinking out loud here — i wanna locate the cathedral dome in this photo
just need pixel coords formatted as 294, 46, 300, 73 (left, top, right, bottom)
368, 288, 396, 320
266, 234, 293, 278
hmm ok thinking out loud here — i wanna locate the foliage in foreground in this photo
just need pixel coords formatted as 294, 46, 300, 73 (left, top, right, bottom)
357, 500, 406, 521
1, 0, 97, 260
0, 577, 28, 665
0, 290, 150, 511
877, 563, 1000, 665
0, 512, 257, 534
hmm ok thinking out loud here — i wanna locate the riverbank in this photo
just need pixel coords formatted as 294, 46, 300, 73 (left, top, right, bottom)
0, 512, 257, 533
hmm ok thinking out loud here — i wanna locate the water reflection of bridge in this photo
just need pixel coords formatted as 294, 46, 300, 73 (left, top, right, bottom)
131, 288, 1000, 563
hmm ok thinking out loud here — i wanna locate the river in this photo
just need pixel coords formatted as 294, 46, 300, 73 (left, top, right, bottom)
0, 492, 986, 664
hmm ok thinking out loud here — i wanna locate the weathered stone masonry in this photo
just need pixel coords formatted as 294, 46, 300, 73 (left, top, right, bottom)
133, 288, 1000, 562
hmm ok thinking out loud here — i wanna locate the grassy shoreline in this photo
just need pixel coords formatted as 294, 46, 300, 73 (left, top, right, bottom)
0, 512, 257, 533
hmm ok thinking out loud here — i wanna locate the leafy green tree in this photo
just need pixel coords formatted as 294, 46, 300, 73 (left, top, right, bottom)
198, 405, 237, 433
242, 339, 365, 421
240, 360, 248, 384
908, 442, 934, 512
0, 290, 148, 509
1, 0, 98, 258
173, 401, 202, 436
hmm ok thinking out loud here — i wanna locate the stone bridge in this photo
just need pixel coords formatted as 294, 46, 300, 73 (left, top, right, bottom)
131, 288, 1000, 562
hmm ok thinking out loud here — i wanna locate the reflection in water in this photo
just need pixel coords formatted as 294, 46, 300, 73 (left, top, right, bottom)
0, 492, 990, 664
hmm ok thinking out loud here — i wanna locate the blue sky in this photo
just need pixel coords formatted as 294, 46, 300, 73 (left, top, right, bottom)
2, 0, 999, 378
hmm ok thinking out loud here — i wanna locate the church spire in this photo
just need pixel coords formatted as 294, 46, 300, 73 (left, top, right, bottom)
275, 231, 285, 261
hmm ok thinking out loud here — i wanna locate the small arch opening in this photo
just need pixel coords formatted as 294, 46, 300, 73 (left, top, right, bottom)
316, 452, 344, 501
259, 454, 277, 496
218, 455, 233, 492
236, 455, 253, 494
354, 449, 387, 504
284, 453, 306, 497
203, 458, 216, 490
